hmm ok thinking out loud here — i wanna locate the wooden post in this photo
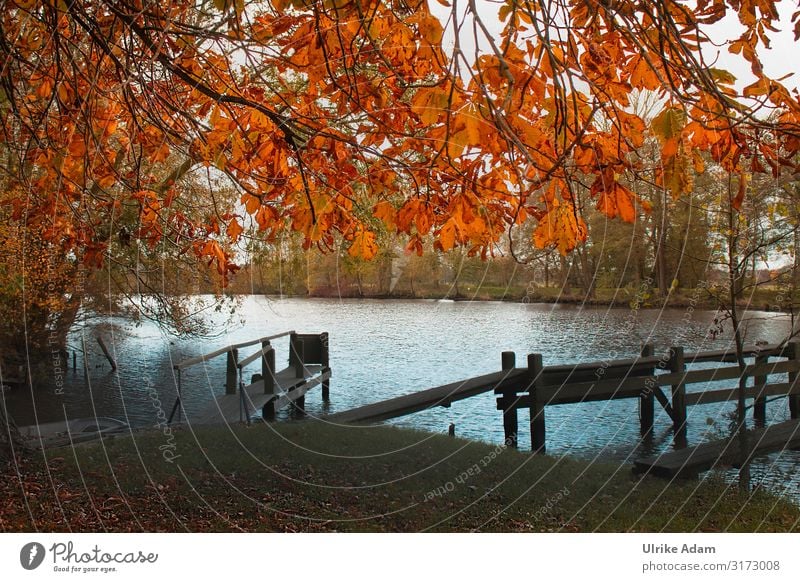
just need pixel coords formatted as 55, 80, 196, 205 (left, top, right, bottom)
225, 348, 238, 395
176, 369, 182, 424
753, 353, 768, 424
262, 343, 275, 395
501, 351, 518, 448
291, 336, 306, 414
262, 345, 276, 421
528, 353, 546, 454
81, 335, 89, 378
292, 336, 306, 378
95, 335, 117, 370
669, 346, 687, 446
788, 341, 800, 419
639, 343, 655, 436
320, 332, 330, 402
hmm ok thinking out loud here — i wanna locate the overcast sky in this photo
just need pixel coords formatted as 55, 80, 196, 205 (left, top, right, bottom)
429, 0, 799, 94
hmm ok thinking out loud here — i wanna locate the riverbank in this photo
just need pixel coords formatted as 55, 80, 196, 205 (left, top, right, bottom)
3, 422, 797, 532
290, 286, 794, 312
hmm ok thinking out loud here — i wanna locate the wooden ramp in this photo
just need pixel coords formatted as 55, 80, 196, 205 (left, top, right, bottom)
326, 368, 527, 424
191, 364, 329, 424
633, 419, 800, 478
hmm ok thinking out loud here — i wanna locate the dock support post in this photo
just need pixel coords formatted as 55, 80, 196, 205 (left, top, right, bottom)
291, 334, 306, 415
321, 332, 330, 402
226, 348, 239, 395
262, 345, 276, 421
788, 342, 800, 419
528, 353, 545, 454
639, 344, 655, 436
176, 369, 182, 424
291, 334, 306, 378
669, 346, 687, 446
501, 351, 516, 372
500, 351, 518, 448
754, 354, 768, 424
95, 335, 117, 370
81, 335, 89, 379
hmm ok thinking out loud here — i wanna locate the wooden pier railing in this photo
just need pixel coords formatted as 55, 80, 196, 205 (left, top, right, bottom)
496, 342, 800, 453
168, 330, 331, 425
328, 341, 800, 459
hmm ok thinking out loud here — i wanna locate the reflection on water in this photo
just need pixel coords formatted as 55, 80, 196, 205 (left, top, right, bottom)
5, 296, 799, 498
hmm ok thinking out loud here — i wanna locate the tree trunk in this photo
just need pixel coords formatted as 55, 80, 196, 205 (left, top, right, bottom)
727, 179, 750, 491
576, 246, 595, 299
559, 255, 571, 295
544, 255, 550, 288
653, 188, 669, 297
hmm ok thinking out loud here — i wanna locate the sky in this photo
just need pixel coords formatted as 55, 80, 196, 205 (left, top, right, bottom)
429, 0, 800, 94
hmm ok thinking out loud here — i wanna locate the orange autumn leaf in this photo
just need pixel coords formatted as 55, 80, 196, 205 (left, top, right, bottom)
437, 219, 458, 252
373, 200, 397, 230
242, 194, 261, 214
348, 229, 379, 260
533, 200, 587, 255
591, 175, 647, 223
226, 218, 244, 243
629, 55, 661, 91
1, 0, 798, 293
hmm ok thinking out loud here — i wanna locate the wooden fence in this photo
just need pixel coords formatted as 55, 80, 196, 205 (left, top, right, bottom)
497, 342, 800, 453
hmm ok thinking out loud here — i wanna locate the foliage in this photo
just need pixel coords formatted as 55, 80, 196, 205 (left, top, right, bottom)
1, 0, 798, 282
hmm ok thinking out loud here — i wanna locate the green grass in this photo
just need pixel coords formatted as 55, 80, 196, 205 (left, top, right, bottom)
3, 421, 799, 532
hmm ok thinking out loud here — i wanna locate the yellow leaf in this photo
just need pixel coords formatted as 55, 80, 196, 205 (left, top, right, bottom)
709, 68, 737, 85
651, 106, 686, 142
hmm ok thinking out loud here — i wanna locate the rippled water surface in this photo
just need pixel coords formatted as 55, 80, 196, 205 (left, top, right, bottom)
7, 296, 800, 497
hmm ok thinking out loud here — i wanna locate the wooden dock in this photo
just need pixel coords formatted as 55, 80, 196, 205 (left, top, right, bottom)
170, 330, 331, 425
326, 368, 527, 424
633, 419, 800, 478
191, 364, 330, 425
168, 331, 800, 480
326, 341, 800, 460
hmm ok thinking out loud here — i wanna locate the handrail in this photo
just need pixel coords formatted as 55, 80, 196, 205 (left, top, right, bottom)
237, 344, 274, 369
538, 344, 784, 375
543, 355, 662, 374
173, 330, 295, 370
683, 343, 784, 363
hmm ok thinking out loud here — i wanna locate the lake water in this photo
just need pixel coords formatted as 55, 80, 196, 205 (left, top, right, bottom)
7, 296, 800, 496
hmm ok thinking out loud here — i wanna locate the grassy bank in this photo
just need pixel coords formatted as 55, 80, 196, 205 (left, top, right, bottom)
2, 421, 798, 532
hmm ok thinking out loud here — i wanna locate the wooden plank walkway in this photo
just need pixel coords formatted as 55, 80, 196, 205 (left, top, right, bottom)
633, 419, 800, 478
326, 368, 528, 424
191, 364, 327, 424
